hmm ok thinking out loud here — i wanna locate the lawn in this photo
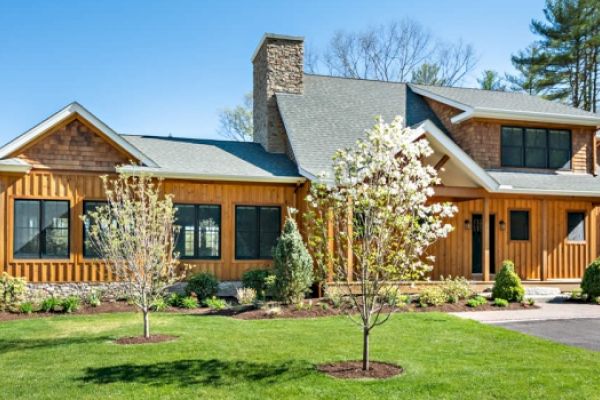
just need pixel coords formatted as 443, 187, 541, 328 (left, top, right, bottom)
0, 312, 598, 400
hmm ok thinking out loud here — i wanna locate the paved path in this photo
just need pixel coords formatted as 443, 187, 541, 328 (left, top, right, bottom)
449, 302, 600, 323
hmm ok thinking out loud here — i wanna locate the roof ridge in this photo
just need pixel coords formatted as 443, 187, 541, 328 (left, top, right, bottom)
304, 73, 407, 85
121, 133, 258, 144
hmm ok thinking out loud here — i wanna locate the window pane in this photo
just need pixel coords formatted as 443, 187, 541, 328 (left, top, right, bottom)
567, 212, 585, 242
501, 127, 523, 146
548, 150, 571, 169
14, 200, 40, 258
175, 205, 196, 258
259, 207, 281, 259
548, 130, 570, 149
548, 130, 571, 169
525, 129, 547, 147
510, 211, 529, 241
501, 128, 524, 167
525, 149, 547, 168
42, 201, 69, 258
198, 205, 220, 258
83, 201, 106, 258
501, 148, 523, 167
236, 206, 258, 259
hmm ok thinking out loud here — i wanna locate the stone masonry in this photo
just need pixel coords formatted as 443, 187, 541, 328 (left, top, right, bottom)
253, 34, 304, 154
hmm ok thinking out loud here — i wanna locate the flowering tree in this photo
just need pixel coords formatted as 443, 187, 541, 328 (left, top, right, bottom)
306, 116, 456, 370
83, 172, 181, 338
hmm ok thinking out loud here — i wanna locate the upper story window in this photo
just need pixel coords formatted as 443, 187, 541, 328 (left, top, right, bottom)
174, 204, 221, 259
14, 200, 69, 259
501, 127, 571, 170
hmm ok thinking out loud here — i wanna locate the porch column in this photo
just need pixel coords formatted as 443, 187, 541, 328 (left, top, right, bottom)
541, 200, 548, 281
482, 197, 490, 282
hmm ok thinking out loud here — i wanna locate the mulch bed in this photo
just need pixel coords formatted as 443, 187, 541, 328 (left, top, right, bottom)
317, 360, 403, 379
114, 334, 178, 345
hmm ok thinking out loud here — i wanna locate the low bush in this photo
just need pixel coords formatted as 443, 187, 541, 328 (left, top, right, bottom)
523, 297, 536, 306
581, 259, 600, 299
62, 296, 81, 313
19, 301, 34, 314
492, 260, 524, 302
0, 272, 27, 310
40, 297, 62, 313
242, 269, 274, 300
180, 296, 198, 309
151, 298, 168, 312
494, 298, 509, 307
204, 296, 228, 311
166, 293, 184, 307
466, 296, 487, 308
324, 286, 345, 308
86, 291, 101, 308
378, 285, 405, 306
235, 288, 256, 305
440, 276, 473, 303
185, 273, 219, 303
419, 286, 448, 307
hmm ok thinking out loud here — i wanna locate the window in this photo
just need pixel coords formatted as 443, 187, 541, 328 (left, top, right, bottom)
567, 212, 586, 242
235, 206, 281, 259
14, 200, 69, 259
82, 201, 107, 258
509, 210, 530, 241
174, 204, 220, 259
501, 127, 571, 169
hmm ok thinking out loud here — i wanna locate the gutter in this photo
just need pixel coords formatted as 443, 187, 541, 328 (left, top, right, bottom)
451, 108, 600, 127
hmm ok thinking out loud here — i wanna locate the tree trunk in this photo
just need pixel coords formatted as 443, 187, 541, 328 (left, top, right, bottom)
362, 327, 370, 371
143, 309, 150, 338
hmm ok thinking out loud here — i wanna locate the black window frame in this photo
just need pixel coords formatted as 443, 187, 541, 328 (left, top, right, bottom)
501, 126, 571, 170
566, 211, 586, 243
509, 210, 530, 241
174, 204, 221, 260
82, 200, 107, 259
235, 205, 282, 260
13, 199, 70, 259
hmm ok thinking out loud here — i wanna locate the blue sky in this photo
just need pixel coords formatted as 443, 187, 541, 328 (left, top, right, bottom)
0, 0, 546, 144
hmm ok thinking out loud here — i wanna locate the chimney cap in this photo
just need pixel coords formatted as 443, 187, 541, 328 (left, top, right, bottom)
251, 33, 304, 62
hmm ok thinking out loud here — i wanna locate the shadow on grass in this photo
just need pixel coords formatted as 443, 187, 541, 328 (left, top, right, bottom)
0, 336, 112, 355
80, 358, 312, 387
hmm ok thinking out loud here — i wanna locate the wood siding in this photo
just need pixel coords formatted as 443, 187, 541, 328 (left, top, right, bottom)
0, 171, 299, 282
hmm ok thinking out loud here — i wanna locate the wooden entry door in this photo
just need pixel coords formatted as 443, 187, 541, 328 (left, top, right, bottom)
472, 214, 496, 275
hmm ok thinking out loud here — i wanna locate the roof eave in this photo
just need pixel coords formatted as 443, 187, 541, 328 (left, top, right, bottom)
451, 108, 600, 127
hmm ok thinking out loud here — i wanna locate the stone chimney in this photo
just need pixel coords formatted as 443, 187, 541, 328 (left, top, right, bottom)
252, 33, 304, 153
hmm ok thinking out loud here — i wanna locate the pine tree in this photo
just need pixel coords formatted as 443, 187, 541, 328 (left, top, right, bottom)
506, 45, 547, 95
410, 63, 445, 86
477, 70, 506, 91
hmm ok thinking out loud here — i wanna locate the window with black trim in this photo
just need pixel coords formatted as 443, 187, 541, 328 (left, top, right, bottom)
567, 212, 586, 242
82, 201, 107, 258
174, 204, 221, 259
501, 127, 571, 169
235, 206, 281, 259
14, 200, 69, 259
509, 210, 530, 241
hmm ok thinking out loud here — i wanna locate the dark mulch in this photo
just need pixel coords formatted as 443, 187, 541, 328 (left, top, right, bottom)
317, 360, 404, 379
113, 334, 178, 345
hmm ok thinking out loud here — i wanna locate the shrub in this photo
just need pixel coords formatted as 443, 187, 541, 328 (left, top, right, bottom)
492, 260, 524, 302
0, 272, 27, 310
581, 259, 600, 299
324, 286, 345, 308
62, 296, 81, 313
466, 296, 488, 308
320, 302, 329, 311
440, 276, 473, 303
522, 297, 536, 306
40, 297, 62, 313
378, 285, 409, 306
494, 298, 509, 307
166, 293, 184, 307
242, 269, 274, 300
19, 301, 34, 314
419, 286, 448, 307
180, 296, 198, 309
86, 291, 101, 308
204, 296, 227, 311
272, 210, 314, 304
151, 298, 168, 312
185, 273, 219, 302
570, 288, 584, 300
235, 288, 256, 305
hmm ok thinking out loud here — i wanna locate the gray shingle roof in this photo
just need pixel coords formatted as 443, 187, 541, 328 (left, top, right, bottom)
410, 84, 600, 118
121, 135, 300, 179
488, 170, 600, 194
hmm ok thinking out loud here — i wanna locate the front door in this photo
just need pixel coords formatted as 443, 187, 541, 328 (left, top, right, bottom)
471, 214, 496, 275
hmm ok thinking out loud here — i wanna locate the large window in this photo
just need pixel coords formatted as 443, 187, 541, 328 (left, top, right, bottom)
82, 201, 107, 258
501, 127, 571, 169
235, 206, 281, 259
174, 204, 221, 259
567, 212, 586, 242
14, 200, 69, 259
509, 210, 530, 241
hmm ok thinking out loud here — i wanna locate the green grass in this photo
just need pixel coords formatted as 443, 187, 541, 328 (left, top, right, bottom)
0, 312, 599, 399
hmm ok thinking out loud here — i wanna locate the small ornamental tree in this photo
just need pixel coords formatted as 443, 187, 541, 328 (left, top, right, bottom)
83, 172, 182, 338
306, 116, 456, 371
273, 208, 314, 304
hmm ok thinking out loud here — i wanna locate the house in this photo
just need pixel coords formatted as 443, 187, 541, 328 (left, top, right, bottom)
1, 33, 599, 292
